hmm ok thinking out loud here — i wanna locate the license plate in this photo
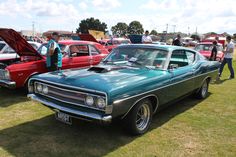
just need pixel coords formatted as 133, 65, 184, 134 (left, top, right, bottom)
55, 112, 72, 125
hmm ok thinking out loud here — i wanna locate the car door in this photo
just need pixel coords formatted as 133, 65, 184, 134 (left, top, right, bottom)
167, 50, 195, 100
89, 45, 103, 65
68, 44, 91, 69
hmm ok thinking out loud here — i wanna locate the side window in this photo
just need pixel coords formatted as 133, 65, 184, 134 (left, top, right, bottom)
186, 51, 195, 65
69, 45, 89, 57
169, 50, 188, 68
90, 45, 100, 55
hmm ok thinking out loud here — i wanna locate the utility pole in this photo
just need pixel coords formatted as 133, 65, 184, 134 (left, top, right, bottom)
166, 24, 168, 33
195, 26, 198, 34
32, 21, 35, 37
188, 26, 190, 35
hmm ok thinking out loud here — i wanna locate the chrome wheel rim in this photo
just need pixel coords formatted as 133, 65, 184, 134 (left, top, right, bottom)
136, 103, 150, 131
201, 81, 208, 97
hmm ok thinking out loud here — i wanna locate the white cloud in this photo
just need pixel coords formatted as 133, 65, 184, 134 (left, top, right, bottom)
92, 0, 121, 11
140, 0, 158, 10
79, 2, 88, 10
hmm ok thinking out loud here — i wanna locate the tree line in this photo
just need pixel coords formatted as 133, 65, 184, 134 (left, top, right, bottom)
76, 17, 235, 40
76, 17, 158, 37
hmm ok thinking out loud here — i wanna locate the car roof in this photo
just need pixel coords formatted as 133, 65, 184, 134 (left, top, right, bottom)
117, 44, 195, 52
58, 40, 99, 45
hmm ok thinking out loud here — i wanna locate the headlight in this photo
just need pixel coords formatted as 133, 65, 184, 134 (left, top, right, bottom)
85, 95, 94, 106
97, 97, 106, 109
36, 84, 43, 93
42, 85, 48, 94
4, 70, 10, 80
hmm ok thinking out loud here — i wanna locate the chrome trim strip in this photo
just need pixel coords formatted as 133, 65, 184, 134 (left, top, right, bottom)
0, 79, 16, 88
121, 94, 159, 119
28, 94, 112, 123
114, 69, 218, 104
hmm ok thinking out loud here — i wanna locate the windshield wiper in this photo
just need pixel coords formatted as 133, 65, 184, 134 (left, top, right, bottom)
102, 60, 116, 65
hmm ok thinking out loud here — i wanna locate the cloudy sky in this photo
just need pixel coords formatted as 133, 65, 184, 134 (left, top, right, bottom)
0, 0, 235, 34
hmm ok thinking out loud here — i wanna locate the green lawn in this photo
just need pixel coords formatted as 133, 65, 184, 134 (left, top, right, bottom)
0, 61, 235, 157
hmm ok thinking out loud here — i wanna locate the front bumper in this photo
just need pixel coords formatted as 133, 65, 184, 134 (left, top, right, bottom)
0, 80, 16, 89
27, 94, 112, 124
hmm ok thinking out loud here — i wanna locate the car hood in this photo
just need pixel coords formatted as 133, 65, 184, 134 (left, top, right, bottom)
33, 64, 167, 94
78, 34, 98, 43
0, 28, 42, 58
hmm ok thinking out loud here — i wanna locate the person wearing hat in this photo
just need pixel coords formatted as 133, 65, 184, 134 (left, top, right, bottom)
172, 34, 182, 46
46, 32, 62, 71
219, 36, 235, 79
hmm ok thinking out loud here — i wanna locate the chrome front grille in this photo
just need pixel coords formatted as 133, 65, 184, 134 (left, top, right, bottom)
34, 81, 107, 111
0, 69, 7, 80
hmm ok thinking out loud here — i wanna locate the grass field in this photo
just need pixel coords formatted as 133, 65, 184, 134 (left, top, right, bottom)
0, 52, 236, 157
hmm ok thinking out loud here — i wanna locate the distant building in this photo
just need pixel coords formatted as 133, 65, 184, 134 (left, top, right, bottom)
43, 30, 73, 38
20, 30, 41, 37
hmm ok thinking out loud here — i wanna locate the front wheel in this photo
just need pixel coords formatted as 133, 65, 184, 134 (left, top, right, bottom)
195, 80, 209, 99
124, 99, 153, 135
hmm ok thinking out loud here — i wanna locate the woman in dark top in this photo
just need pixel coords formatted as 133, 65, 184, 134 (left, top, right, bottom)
210, 41, 217, 61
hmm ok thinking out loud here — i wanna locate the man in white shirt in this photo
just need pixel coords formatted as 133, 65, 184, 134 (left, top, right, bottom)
142, 31, 152, 44
219, 36, 235, 79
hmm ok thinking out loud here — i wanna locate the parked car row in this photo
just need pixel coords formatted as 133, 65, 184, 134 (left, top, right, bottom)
0, 28, 109, 89
0, 28, 220, 135
0, 40, 41, 65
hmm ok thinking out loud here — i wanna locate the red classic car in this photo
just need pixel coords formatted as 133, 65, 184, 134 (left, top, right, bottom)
0, 28, 109, 89
194, 42, 224, 61
99, 38, 131, 52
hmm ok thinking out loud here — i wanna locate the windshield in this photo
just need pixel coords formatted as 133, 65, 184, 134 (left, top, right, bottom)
37, 43, 66, 56
0, 43, 5, 51
103, 47, 169, 69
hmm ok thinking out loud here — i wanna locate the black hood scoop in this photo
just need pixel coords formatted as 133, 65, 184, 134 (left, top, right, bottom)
88, 66, 126, 73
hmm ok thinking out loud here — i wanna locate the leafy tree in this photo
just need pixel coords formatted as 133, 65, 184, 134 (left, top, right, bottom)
191, 34, 200, 41
127, 21, 144, 35
111, 22, 128, 37
150, 30, 158, 35
76, 17, 107, 34
233, 33, 236, 41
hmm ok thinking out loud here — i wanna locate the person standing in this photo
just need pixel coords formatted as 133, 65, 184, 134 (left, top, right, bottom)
46, 32, 62, 71
172, 34, 182, 46
142, 30, 152, 44
219, 36, 235, 79
210, 41, 218, 61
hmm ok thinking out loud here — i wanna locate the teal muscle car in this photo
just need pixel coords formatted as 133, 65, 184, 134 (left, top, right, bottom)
28, 44, 220, 135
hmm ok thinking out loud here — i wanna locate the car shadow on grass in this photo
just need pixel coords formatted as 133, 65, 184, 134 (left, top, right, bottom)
0, 94, 209, 157
0, 88, 29, 108
212, 78, 228, 85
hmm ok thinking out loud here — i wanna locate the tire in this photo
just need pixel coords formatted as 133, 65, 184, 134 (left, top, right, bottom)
124, 99, 153, 135
195, 79, 209, 99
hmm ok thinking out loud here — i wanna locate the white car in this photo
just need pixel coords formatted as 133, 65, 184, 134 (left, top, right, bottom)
0, 41, 41, 64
